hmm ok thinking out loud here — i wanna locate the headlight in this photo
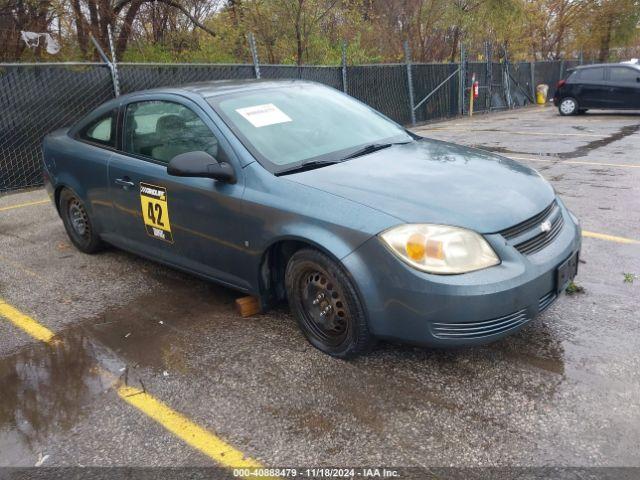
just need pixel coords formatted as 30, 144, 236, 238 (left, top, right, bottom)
379, 224, 500, 274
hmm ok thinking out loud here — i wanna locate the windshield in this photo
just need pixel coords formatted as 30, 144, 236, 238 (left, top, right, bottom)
208, 83, 411, 173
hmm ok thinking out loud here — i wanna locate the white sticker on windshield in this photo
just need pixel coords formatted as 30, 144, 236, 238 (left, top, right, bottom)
235, 103, 292, 128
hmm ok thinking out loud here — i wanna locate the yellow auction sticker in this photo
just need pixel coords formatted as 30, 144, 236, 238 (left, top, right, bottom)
139, 182, 173, 243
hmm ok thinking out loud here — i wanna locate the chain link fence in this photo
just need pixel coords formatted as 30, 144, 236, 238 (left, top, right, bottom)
0, 63, 114, 192
1, 54, 578, 194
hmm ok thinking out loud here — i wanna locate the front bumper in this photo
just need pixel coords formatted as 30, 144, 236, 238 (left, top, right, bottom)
341, 202, 581, 347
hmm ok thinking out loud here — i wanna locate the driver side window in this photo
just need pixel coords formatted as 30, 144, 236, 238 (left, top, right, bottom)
123, 100, 224, 164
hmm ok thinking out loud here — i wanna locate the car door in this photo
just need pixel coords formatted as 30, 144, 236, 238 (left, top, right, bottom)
106, 95, 251, 291
606, 66, 640, 108
573, 67, 608, 108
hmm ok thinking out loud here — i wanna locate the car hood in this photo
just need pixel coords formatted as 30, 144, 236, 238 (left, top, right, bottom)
285, 138, 555, 233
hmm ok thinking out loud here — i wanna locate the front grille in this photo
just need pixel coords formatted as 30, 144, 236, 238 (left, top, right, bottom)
432, 309, 529, 340
538, 291, 557, 312
500, 200, 557, 240
499, 200, 565, 256
515, 214, 564, 255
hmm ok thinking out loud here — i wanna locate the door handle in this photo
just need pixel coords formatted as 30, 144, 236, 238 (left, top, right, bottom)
115, 177, 135, 189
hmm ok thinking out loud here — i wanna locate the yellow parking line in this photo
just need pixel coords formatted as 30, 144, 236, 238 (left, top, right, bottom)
1, 298, 264, 470
118, 386, 263, 469
0, 298, 55, 343
0, 199, 49, 212
510, 156, 640, 169
583, 230, 640, 244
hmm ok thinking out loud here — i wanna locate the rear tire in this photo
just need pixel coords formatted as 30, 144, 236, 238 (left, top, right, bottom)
558, 97, 578, 116
285, 248, 375, 358
59, 188, 104, 254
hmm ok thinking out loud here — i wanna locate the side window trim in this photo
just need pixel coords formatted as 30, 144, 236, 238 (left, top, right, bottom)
116, 104, 124, 152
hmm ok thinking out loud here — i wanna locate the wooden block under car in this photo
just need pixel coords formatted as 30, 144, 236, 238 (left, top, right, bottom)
235, 296, 261, 317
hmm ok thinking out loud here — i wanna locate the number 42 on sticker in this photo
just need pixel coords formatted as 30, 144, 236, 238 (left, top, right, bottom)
139, 182, 173, 243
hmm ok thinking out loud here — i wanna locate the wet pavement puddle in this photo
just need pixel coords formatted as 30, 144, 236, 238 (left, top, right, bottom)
0, 334, 119, 464
469, 122, 640, 159
0, 277, 236, 464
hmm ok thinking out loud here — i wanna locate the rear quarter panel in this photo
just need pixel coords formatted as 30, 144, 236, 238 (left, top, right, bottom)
43, 130, 112, 233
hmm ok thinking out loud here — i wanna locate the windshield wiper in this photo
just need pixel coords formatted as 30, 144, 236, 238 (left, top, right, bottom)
276, 140, 412, 176
276, 160, 341, 176
340, 141, 411, 161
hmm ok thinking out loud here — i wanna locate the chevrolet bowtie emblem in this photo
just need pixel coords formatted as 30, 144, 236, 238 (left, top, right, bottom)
540, 220, 552, 233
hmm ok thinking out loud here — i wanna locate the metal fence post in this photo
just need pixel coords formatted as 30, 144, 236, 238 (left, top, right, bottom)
91, 30, 119, 97
403, 40, 416, 126
579, 50, 584, 65
341, 41, 348, 94
503, 45, 513, 109
485, 41, 492, 111
248, 32, 261, 79
559, 59, 565, 81
530, 61, 536, 101
459, 42, 466, 115
107, 25, 121, 97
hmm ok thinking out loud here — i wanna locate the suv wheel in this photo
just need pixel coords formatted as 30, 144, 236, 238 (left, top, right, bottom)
559, 97, 578, 116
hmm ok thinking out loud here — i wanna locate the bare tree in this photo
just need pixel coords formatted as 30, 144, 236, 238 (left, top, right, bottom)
0, 0, 55, 60
67, 0, 218, 59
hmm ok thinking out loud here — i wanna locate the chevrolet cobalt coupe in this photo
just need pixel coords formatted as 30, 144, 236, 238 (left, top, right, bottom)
43, 80, 581, 358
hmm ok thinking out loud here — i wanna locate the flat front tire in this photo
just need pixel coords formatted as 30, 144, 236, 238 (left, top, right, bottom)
285, 249, 375, 358
59, 188, 103, 254
559, 97, 578, 116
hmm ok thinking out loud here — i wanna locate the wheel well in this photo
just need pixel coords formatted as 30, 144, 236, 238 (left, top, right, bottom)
259, 239, 323, 308
54, 185, 67, 214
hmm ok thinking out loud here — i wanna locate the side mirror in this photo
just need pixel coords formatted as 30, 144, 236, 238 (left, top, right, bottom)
167, 151, 236, 184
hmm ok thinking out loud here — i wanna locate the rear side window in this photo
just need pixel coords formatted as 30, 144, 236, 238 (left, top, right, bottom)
609, 67, 639, 83
77, 111, 116, 147
576, 68, 605, 82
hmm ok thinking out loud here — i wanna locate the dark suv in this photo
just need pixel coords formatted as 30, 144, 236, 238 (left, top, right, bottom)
553, 63, 640, 115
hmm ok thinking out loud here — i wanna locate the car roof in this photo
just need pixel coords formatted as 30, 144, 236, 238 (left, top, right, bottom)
73, 79, 320, 134
183, 79, 312, 97
573, 63, 640, 70
117, 79, 317, 102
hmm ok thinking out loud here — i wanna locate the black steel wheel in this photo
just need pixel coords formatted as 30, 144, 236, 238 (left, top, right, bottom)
59, 188, 103, 254
285, 249, 374, 358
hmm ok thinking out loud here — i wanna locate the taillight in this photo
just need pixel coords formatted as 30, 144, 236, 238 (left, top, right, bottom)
557, 79, 566, 88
